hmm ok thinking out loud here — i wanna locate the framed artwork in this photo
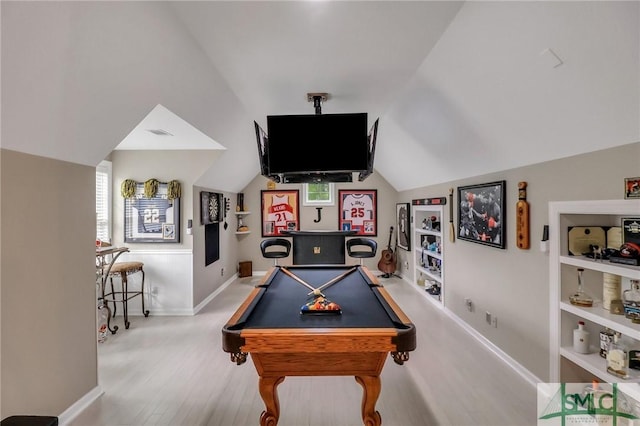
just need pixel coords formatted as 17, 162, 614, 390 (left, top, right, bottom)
124, 182, 180, 243
625, 177, 640, 199
396, 203, 410, 251
457, 180, 506, 249
261, 190, 300, 237
622, 218, 640, 246
338, 190, 377, 236
200, 191, 223, 225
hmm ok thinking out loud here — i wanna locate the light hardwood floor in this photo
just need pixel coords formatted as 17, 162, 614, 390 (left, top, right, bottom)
70, 274, 538, 426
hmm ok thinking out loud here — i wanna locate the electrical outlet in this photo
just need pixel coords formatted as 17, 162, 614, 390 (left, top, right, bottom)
492, 316, 498, 328
221, 268, 224, 276
486, 311, 492, 324
465, 298, 473, 312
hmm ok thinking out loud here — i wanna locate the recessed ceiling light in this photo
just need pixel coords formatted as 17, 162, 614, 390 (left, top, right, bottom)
146, 129, 173, 136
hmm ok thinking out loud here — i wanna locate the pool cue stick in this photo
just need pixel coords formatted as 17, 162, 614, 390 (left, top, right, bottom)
307, 266, 358, 296
281, 267, 323, 295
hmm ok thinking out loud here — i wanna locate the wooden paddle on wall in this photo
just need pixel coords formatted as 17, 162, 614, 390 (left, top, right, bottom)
516, 181, 530, 249
378, 226, 397, 277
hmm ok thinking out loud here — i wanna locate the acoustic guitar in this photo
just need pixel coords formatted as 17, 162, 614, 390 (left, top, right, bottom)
378, 226, 397, 277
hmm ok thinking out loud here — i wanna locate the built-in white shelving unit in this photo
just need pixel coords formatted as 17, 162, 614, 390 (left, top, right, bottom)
411, 204, 444, 307
550, 199, 640, 383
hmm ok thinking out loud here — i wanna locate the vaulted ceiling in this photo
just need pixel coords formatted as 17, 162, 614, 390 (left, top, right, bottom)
2, 1, 638, 192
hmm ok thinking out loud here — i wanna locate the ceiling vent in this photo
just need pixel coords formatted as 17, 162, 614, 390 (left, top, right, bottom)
146, 129, 173, 136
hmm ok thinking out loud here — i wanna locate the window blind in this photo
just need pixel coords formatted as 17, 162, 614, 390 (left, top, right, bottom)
96, 160, 112, 242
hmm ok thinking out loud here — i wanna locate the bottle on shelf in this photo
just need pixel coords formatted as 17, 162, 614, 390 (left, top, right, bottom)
573, 321, 590, 354
623, 279, 640, 323
603, 273, 622, 311
569, 268, 594, 307
606, 332, 629, 379
600, 328, 615, 359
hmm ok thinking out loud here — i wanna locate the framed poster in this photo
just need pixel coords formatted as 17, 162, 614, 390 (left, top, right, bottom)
396, 202, 410, 251
625, 177, 640, 199
261, 190, 300, 237
338, 190, 377, 236
457, 181, 505, 249
124, 182, 180, 243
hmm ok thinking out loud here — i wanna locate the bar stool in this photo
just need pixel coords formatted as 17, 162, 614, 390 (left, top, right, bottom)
260, 238, 291, 265
107, 261, 149, 329
346, 238, 377, 265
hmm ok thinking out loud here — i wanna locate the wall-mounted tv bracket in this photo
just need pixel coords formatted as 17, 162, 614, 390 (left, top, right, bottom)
307, 92, 329, 115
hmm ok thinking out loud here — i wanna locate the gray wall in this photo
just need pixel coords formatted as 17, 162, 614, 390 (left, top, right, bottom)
397, 142, 640, 381
110, 150, 236, 311
1, 150, 97, 417
237, 171, 398, 273
0, 142, 638, 419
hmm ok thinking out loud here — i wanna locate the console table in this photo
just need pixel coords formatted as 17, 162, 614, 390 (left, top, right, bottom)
281, 230, 356, 265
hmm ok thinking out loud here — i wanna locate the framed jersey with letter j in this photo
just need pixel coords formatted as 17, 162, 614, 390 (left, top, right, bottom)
339, 190, 377, 236
124, 182, 180, 243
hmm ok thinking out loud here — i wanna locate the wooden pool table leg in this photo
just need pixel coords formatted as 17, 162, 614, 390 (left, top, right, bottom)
355, 375, 382, 426
258, 375, 285, 426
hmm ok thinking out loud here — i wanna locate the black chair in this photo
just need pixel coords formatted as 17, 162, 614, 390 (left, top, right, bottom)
1, 416, 58, 426
346, 238, 377, 265
260, 238, 291, 265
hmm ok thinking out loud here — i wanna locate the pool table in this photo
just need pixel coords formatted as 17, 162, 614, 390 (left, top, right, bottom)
222, 265, 416, 426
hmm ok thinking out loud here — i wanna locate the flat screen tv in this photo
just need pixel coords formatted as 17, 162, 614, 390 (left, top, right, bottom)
358, 118, 379, 181
266, 113, 368, 175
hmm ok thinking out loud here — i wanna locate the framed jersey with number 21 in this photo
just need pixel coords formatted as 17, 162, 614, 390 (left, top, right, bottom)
261, 189, 300, 237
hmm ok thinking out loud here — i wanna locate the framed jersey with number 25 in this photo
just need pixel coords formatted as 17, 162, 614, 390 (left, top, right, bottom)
338, 189, 377, 236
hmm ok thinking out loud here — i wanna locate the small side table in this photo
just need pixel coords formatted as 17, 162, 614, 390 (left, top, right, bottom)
239, 261, 252, 277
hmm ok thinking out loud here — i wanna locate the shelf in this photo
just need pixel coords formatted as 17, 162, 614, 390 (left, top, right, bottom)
561, 301, 640, 340
560, 346, 640, 383
415, 247, 442, 260
416, 265, 442, 284
415, 228, 442, 237
560, 255, 640, 279
235, 211, 251, 215
235, 231, 251, 235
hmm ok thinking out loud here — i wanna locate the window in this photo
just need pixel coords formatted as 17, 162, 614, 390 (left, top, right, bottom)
303, 183, 334, 206
96, 160, 112, 242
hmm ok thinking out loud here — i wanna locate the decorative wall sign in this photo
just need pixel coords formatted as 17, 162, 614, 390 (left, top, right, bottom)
261, 190, 300, 237
124, 182, 180, 243
457, 181, 505, 249
338, 190, 377, 236
396, 203, 410, 251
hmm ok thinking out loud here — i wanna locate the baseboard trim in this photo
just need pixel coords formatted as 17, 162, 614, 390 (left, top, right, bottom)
404, 277, 541, 388
57, 385, 103, 426
193, 274, 238, 314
